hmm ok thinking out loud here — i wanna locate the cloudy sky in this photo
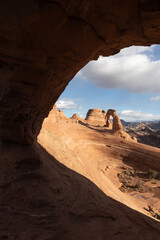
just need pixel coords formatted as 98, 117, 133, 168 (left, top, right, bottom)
57, 44, 160, 122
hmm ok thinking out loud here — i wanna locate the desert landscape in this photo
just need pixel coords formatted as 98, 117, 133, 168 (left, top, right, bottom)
39, 105, 160, 222
124, 122, 160, 149
0, 1, 160, 239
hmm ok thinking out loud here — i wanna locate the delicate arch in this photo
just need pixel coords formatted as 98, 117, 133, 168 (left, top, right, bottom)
106, 109, 123, 131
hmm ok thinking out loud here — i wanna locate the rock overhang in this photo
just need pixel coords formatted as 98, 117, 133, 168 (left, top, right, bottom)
0, 0, 160, 143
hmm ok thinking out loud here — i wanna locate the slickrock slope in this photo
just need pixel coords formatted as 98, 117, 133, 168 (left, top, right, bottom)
85, 108, 107, 126
37, 119, 160, 239
0, 140, 160, 239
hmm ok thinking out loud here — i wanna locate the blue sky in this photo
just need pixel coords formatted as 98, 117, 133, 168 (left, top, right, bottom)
57, 45, 160, 122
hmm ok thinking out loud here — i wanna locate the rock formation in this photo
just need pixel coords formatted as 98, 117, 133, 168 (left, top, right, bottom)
105, 109, 135, 141
85, 108, 106, 126
106, 109, 123, 131
70, 113, 85, 123
48, 104, 68, 122
0, 1, 160, 143
85, 108, 124, 130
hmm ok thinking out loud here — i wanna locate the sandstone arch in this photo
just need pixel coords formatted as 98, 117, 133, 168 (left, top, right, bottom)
106, 109, 123, 131
0, 0, 160, 143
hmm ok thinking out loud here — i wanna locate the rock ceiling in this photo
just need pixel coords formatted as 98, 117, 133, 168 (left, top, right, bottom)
0, 0, 160, 143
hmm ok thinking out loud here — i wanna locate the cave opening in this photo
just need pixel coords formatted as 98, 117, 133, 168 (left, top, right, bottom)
0, 1, 160, 237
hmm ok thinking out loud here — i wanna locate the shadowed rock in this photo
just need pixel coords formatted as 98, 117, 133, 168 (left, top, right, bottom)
0, 0, 160, 143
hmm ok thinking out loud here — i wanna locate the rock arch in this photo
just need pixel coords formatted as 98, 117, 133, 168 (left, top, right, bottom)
106, 109, 123, 131
0, 0, 160, 144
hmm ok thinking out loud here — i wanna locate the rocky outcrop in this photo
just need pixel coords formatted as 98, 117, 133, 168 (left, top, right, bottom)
48, 104, 68, 122
106, 109, 123, 131
0, 1, 160, 143
70, 113, 85, 123
85, 108, 106, 126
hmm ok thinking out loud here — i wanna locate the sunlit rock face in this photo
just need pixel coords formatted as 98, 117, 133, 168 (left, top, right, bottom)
106, 109, 123, 131
85, 108, 106, 126
70, 113, 85, 123
0, 0, 160, 143
46, 104, 68, 122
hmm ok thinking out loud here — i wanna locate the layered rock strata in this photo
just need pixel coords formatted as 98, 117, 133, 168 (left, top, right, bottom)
85, 108, 106, 126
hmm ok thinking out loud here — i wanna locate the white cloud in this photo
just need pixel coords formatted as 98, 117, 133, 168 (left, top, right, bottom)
119, 110, 160, 122
57, 100, 78, 109
56, 100, 82, 110
150, 96, 160, 101
61, 98, 82, 101
79, 45, 160, 93
118, 45, 155, 56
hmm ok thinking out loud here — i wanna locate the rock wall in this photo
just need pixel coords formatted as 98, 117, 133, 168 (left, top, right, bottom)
0, 0, 160, 143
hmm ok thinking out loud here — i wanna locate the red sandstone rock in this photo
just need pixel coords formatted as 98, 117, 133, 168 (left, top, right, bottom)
70, 113, 85, 123
106, 109, 123, 131
85, 108, 106, 126
47, 104, 68, 122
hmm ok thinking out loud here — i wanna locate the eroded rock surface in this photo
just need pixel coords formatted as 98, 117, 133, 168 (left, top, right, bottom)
70, 113, 85, 123
46, 104, 68, 122
86, 108, 106, 126
106, 109, 123, 131
0, 0, 160, 143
